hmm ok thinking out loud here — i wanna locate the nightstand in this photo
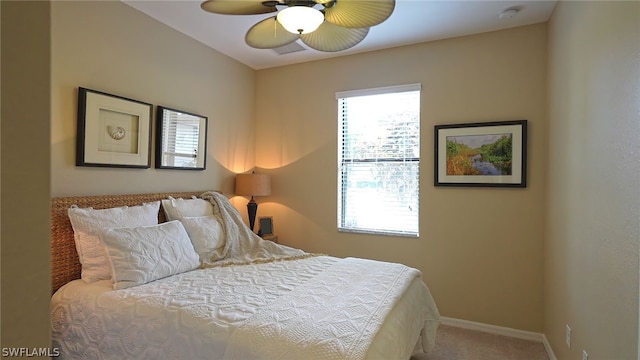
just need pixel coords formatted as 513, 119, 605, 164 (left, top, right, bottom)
261, 235, 278, 243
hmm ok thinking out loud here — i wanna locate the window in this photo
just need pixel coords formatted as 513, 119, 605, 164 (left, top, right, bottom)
337, 84, 421, 236
160, 111, 202, 168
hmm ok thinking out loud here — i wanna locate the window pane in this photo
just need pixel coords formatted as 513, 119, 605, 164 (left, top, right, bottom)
339, 162, 419, 234
337, 85, 420, 236
341, 92, 420, 160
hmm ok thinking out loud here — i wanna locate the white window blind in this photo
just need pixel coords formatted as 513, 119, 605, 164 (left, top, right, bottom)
161, 111, 200, 168
337, 84, 421, 236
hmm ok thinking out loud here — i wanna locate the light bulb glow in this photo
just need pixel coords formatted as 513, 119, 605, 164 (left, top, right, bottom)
276, 7, 324, 35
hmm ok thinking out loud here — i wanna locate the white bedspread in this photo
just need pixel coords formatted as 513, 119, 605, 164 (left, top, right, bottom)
51, 256, 440, 360
224, 257, 426, 360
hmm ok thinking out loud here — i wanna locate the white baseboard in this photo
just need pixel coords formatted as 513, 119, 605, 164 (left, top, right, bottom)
440, 317, 556, 360
542, 334, 558, 360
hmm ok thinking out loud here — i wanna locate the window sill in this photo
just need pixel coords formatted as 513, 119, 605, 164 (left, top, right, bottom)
338, 228, 419, 238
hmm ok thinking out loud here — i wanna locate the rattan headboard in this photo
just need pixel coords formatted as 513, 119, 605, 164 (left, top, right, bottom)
51, 191, 209, 294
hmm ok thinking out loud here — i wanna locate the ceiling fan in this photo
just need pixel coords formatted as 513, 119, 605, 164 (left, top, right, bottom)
200, 0, 396, 52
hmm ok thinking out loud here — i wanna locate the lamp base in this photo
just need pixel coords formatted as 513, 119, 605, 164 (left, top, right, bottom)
247, 197, 258, 233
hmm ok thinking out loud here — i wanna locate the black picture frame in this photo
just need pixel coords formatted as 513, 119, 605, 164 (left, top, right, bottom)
76, 87, 153, 168
258, 216, 274, 236
434, 120, 527, 187
155, 106, 208, 170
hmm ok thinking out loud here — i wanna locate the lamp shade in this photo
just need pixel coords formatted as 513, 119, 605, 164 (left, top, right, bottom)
235, 173, 271, 197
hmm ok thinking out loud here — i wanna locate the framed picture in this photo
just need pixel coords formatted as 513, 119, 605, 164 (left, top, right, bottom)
76, 87, 153, 168
155, 106, 207, 170
258, 216, 274, 236
434, 120, 527, 187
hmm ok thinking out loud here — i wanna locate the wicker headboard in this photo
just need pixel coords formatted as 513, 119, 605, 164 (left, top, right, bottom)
51, 191, 208, 294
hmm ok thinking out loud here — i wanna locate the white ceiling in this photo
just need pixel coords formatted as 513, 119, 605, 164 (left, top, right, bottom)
123, 0, 557, 70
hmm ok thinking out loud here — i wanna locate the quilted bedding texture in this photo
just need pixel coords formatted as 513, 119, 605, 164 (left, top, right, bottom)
51, 256, 440, 360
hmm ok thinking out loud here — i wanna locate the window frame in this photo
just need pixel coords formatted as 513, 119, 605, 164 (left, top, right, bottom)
336, 83, 421, 237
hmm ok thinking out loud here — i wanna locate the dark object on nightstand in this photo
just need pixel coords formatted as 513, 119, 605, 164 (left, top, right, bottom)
258, 216, 273, 236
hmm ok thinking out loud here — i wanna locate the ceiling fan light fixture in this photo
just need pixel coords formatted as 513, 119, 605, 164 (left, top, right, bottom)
276, 6, 324, 35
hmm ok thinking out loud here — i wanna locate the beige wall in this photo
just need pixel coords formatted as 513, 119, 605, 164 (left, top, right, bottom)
3, 0, 259, 347
255, 24, 547, 332
51, 1, 256, 197
1, 1, 52, 350
545, 1, 639, 359
6, 0, 636, 354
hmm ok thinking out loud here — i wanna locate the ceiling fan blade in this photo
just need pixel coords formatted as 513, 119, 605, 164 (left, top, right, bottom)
201, 0, 277, 15
245, 16, 300, 49
323, 0, 395, 28
300, 21, 368, 52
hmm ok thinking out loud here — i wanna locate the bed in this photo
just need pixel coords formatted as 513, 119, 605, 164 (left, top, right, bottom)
50, 191, 440, 359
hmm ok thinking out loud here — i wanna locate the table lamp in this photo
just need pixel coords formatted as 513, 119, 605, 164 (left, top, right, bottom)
235, 171, 271, 232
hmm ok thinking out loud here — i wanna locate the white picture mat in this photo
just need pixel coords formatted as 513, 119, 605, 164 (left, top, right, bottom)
83, 91, 151, 166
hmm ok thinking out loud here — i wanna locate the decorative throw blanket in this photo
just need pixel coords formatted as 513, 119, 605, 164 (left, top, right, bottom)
221, 257, 422, 360
199, 191, 312, 267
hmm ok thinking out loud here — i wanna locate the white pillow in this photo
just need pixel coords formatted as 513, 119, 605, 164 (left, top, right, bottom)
180, 215, 226, 262
161, 197, 214, 221
100, 221, 200, 290
68, 201, 160, 283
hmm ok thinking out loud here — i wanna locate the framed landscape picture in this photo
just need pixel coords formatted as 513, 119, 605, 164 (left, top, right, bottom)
434, 120, 527, 187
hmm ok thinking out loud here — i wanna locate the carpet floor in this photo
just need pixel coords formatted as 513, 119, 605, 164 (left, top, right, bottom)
411, 324, 550, 360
